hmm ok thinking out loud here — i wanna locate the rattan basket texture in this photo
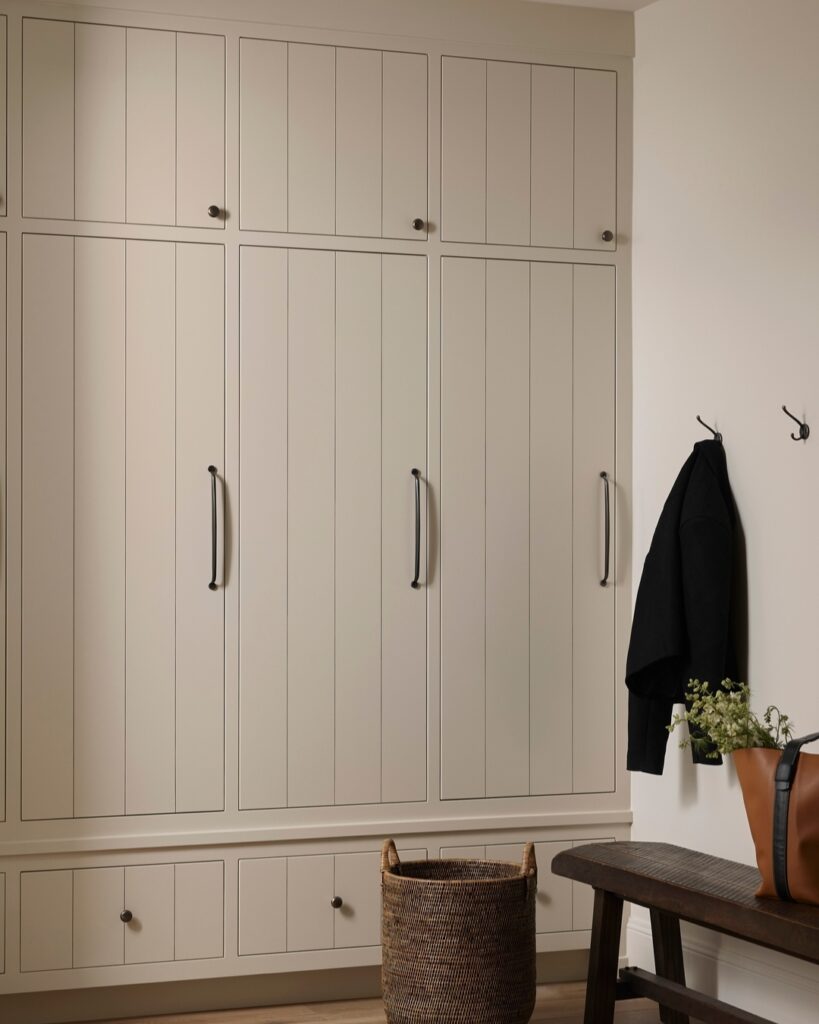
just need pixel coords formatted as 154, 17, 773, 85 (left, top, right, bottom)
381, 838, 537, 1024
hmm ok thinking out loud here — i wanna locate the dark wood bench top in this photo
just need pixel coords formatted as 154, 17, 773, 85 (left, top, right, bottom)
552, 841, 819, 965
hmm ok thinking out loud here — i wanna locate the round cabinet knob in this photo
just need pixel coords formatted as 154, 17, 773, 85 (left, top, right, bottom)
331, 896, 343, 909
207, 205, 221, 219
601, 229, 614, 242
412, 218, 425, 231
120, 910, 133, 923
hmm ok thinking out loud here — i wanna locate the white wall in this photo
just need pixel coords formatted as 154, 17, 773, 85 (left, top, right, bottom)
631, 1, 819, 1019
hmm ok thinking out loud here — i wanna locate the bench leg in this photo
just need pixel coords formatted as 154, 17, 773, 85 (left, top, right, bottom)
584, 889, 624, 1024
650, 909, 690, 1024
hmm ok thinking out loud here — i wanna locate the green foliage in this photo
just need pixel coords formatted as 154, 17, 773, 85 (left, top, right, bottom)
667, 680, 793, 759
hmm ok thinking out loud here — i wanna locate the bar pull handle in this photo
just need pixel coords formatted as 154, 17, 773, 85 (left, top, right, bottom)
411, 469, 421, 589
600, 471, 610, 587
209, 465, 218, 590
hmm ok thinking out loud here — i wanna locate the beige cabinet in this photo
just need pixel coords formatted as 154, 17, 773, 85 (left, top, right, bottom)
0, 234, 5, 824
21, 234, 225, 821
22, 19, 225, 227
20, 861, 224, 972
0, 16, 6, 215
440, 258, 616, 800
239, 247, 427, 811
239, 39, 427, 237
441, 57, 616, 249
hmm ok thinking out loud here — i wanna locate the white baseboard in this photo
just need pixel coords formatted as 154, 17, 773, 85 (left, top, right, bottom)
627, 909, 819, 1024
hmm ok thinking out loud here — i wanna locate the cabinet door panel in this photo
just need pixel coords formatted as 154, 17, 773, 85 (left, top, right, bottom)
441, 846, 485, 859
486, 62, 531, 245
175, 861, 224, 960
0, 18, 6, 214
125, 864, 174, 964
572, 267, 616, 792
529, 264, 574, 796
333, 852, 380, 949
21, 235, 75, 820
288, 44, 335, 234
239, 38, 287, 231
441, 57, 486, 242
382, 52, 427, 239
125, 241, 176, 815
287, 855, 334, 951
20, 871, 73, 972
176, 243, 225, 812
381, 255, 427, 803
176, 33, 225, 228
238, 858, 287, 955
574, 69, 617, 250
440, 258, 486, 799
336, 49, 381, 238
73, 238, 126, 818
334, 253, 382, 805
239, 247, 288, 811
531, 65, 574, 248
74, 24, 126, 223
22, 19, 74, 218
126, 29, 176, 226
0, 237, 5, 820
73, 867, 124, 968
287, 250, 335, 807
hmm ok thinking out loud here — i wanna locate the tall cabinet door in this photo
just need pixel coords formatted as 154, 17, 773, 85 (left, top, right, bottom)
0, 235, 5, 821
239, 247, 427, 810
440, 258, 615, 800
21, 234, 225, 820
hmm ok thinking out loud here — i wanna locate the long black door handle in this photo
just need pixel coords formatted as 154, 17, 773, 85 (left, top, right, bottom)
411, 469, 421, 589
600, 471, 610, 587
208, 465, 218, 590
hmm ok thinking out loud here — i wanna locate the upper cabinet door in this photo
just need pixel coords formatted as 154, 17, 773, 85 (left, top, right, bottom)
0, 16, 7, 215
441, 57, 617, 250
22, 20, 225, 228
239, 38, 427, 238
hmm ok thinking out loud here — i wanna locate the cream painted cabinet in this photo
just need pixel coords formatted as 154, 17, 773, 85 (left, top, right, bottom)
21, 234, 225, 821
0, 16, 6, 215
440, 258, 616, 800
441, 57, 616, 250
22, 19, 225, 227
0, 234, 5, 825
239, 247, 427, 810
239, 39, 427, 237
20, 861, 224, 972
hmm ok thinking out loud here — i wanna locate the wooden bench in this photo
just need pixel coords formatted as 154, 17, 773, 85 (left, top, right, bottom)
552, 841, 819, 1024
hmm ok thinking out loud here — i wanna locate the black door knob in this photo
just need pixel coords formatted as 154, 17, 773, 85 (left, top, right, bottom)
412, 218, 425, 231
601, 229, 614, 242
207, 205, 221, 218
331, 896, 343, 909
120, 910, 133, 923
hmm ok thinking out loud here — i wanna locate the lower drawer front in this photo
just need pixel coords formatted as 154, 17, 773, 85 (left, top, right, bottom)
238, 847, 426, 956
20, 860, 224, 972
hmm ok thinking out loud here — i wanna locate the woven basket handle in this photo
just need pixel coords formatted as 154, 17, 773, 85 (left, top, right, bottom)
521, 842, 537, 877
381, 838, 401, 873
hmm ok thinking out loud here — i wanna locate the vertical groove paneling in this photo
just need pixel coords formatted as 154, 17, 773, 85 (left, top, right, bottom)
176, 33, 225, 229
287, 249, 335, 807
124, 864, 174, 964
486, 62, 531, 245
21, 235, 75, 821
0, 236, 6, 822
441, 58, 486, 242
574, 69, 617, 250
485, 259, 530, 797
125, 240, 176, 815
335, 49, 382, 238
440, 257, 486, 799
20, 871, 73, 972
73, 237, 126, 818
239, 38, 287, 231
288, 44, 335, 234
382, 52, 427, 239
238, 246, 288, 810
238, 858, 287, 955
531, 65, 574, 248
73, 867, 124, 968
286, 855, 333, 951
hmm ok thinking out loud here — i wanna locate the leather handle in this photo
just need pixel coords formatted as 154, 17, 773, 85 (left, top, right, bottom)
773, 733, 819, 900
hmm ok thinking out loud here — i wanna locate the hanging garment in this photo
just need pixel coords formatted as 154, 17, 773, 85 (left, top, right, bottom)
626, 439, 738, 775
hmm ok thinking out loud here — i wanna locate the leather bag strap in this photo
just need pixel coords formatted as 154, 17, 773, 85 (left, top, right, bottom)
773, 732, 819, 900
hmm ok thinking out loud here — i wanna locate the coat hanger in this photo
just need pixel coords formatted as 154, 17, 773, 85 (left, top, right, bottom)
696, 415, 722, 443
782, 405, 809, 441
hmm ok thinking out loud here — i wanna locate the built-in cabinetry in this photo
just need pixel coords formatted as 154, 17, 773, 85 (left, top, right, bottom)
0, 0, 631, 1004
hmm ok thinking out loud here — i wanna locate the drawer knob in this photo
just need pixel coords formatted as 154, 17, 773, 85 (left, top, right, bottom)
331, 896, 343, 909
207, 205, 221, 219
412, 218, 425, 231
601, 229, 614, 242
120, 910, 133, 923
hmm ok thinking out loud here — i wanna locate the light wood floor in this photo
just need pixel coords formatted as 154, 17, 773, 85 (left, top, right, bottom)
96, 983, 661, 1023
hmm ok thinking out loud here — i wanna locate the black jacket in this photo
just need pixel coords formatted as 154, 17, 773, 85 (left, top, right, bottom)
626, 440, 738, 775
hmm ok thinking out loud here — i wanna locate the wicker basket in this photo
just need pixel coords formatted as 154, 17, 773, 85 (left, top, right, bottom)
381, 838, 537, 1024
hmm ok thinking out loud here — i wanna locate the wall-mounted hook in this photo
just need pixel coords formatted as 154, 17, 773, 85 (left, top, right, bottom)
782, 405, 809, 441
696, 415, 723, 443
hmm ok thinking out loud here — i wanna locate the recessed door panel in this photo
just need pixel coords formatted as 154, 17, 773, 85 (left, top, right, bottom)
176, 33, 225, 228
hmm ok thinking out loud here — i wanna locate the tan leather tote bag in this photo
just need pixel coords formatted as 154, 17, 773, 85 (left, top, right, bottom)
734, 733, 819, 905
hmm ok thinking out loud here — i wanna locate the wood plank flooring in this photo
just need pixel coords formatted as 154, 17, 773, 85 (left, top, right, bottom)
95, 983, 661, 1023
